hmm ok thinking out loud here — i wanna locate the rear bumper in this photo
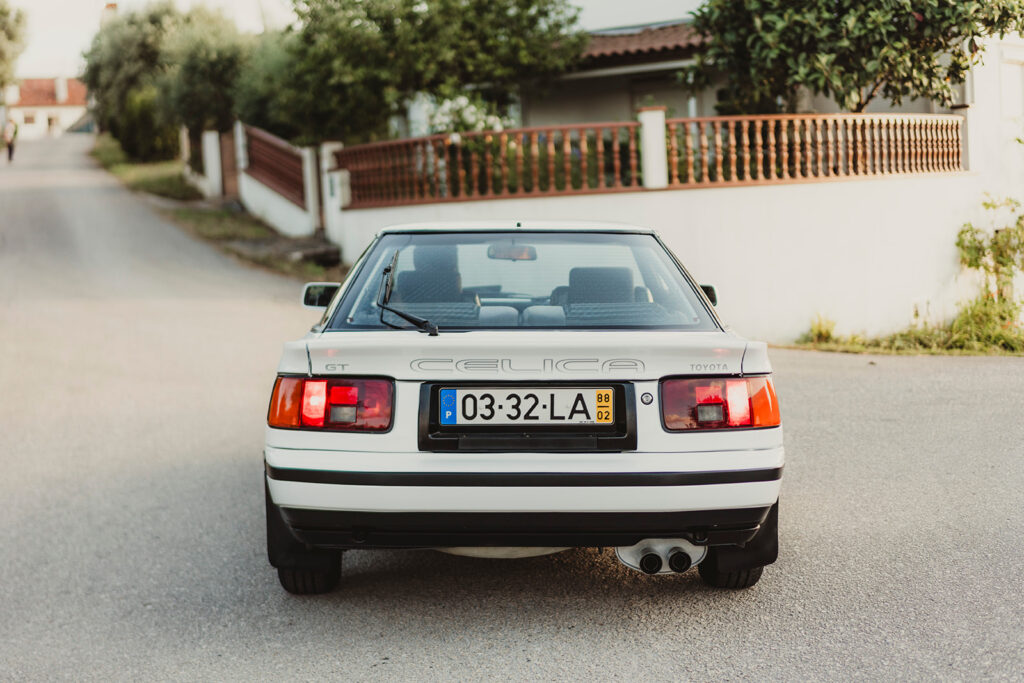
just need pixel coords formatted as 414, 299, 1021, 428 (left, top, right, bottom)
264, 444, 783, 549
275, 506, 775, 549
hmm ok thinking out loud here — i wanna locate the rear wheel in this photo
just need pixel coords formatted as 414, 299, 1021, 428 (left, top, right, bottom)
277, 563, 341, 595
698, 560, 763, 589
266, 481, 342, 594
697, 501, 778, 589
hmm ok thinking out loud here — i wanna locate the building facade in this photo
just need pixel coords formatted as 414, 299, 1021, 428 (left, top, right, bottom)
2, 78, 89, 140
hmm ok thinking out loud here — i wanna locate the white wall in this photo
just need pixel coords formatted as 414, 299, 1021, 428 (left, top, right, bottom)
6, 106, 86, 140
326, 173, 983, 343
235, 121, 320, 238
239, 173, 317, 238
322, 34, 1024, 343
183, 130, 224, 199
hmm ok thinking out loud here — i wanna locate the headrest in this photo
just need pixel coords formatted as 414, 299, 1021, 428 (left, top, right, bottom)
413, 245, 458, 271
568, 267, 634, 303
395, 270, 462, 303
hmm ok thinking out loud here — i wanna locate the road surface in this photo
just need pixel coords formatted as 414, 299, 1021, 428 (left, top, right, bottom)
1, 135, 1022, 680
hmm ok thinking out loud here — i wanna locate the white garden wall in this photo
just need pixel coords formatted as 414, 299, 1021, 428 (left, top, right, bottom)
321, 34, 1024, 343
235, 121, 320, 238
326, 173, 985, 343
183, 130, 223, 198
238, 172, 317, 238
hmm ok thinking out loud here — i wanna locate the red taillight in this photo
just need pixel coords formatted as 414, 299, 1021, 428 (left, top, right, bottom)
662, 376, 780, 431
268, 377, 393, 431
301, 380, 328, 427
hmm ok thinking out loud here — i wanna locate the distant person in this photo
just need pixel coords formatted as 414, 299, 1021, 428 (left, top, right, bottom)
3, 120, 16, 163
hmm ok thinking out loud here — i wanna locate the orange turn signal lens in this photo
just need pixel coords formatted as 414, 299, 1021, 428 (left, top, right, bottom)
267, 377, 303, 428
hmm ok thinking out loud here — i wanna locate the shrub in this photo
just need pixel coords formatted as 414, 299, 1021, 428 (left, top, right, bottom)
162, 8, 245, 134
120, 85, 179, 161
233, 31, 299, 141
798, 314, 836, 344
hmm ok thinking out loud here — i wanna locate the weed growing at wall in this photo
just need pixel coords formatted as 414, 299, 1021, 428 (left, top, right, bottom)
798, 195, 1024, 354
797, 314, 837, 344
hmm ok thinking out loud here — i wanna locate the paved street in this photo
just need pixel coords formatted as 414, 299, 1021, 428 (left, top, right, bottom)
1, 135, 1022, 680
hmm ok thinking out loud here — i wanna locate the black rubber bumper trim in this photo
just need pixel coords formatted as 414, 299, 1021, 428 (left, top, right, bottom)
276, 507, 773, 549
265, 464, 782, 487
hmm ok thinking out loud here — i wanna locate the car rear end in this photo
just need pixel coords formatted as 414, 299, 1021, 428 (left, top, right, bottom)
263, 225, 783, 594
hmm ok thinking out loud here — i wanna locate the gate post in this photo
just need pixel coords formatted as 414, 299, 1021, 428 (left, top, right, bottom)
638, 106, 669, 189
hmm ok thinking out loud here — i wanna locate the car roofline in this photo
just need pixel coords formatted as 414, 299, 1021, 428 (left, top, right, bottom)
377, 220, 655, 235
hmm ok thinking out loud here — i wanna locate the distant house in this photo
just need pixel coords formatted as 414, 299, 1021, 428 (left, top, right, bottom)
2, 78, 90, 140
522, 20, 706, 127
521, 19, 948, 128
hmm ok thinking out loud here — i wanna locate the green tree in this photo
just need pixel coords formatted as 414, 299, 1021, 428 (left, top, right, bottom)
161, 8, 246, 134
234, 31, 299, 140
0, 0, 26, 92
688, 0, 1024, 114
283, 0, 584, 143
82, 2, 182, 157
122, 84, 180, 161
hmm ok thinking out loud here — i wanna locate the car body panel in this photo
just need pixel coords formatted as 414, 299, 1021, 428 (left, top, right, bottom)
263, 222, 784, 575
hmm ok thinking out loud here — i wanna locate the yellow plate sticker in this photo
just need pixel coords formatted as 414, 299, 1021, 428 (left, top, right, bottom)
595, 389, 613, 423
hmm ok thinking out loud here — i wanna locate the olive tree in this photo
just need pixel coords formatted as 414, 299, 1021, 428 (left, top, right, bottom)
161, 8, 246, 134
688, 0, 1024, 114
233, 31, 300, 141
0, 0, 26, 92
281, 0, 585, 143
82, 2, 182, 157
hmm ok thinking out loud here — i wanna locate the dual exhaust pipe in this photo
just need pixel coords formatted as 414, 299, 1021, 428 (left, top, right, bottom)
615, 538, 705, 575
638, 548, 692, 575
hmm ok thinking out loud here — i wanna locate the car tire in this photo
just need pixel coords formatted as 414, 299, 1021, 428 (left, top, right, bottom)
277, 563, 341, 595
697, 561, 763, 589
266, 480, 343, 594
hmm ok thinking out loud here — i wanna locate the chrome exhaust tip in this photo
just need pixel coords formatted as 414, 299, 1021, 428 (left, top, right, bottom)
667, 549, 692, 573
638, 552, 663, 575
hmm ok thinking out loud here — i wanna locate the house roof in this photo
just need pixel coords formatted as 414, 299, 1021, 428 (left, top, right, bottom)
12, 78, 88, 108
583, 21, 701, 62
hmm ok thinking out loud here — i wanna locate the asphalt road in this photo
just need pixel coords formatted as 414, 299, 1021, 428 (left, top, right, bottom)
1, 135, 1022, 680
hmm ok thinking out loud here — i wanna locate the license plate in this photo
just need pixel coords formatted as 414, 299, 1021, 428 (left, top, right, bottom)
439, 388, 614, 426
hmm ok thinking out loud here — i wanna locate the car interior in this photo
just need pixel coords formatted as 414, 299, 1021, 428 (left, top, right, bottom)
376, 243, 702, 329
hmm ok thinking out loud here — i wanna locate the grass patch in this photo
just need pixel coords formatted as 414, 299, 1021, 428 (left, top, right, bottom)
163, 207, 348, 282
796, 295, 1024, 356
168, 207, 273, 241
92, 133, 202, 201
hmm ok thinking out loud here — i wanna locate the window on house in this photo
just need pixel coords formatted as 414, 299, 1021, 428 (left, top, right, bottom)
23, 113, 35, 124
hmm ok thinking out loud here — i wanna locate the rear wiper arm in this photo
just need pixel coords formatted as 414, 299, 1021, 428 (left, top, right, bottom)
376, 250, 439, 336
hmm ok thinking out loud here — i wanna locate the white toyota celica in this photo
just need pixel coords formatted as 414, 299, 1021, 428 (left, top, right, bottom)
264, 222, 783, 594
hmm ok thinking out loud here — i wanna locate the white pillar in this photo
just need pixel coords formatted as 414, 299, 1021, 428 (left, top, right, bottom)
300, 147, 321, 229
234, 121, 248, 171
200, 130, 223, 196
179, 126, 190, 163
320, 141, 345, 248
638, 106, 668, 189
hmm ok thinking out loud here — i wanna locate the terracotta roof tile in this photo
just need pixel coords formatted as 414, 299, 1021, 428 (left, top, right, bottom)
584, 21, 700, 60
13, 78, 88, 107
66, 79, 88, 106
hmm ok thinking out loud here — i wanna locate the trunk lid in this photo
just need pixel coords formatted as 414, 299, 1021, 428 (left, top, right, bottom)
296, 330, 755, 381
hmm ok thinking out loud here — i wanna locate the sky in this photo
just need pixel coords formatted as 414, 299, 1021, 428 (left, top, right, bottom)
11, 0, 701, 79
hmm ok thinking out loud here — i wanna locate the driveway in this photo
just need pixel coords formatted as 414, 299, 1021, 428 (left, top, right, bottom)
1, 135, 1021, 679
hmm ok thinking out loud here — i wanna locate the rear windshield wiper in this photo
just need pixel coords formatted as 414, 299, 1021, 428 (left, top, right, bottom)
376, 250, 439, 336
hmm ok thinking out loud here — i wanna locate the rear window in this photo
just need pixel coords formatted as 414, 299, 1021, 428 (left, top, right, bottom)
328, 231, 717, 331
